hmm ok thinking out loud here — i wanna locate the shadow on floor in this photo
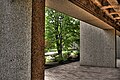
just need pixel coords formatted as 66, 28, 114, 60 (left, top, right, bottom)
45, 60, 120, 80
45, 59, 79, 69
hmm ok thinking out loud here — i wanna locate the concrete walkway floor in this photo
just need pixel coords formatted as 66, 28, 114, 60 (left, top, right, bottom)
45, 59, 120, 80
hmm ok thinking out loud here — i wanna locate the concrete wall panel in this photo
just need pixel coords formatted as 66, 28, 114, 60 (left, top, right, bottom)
117, 36, 120, 59
80, 21, 115, 67
0, 0, 32, 80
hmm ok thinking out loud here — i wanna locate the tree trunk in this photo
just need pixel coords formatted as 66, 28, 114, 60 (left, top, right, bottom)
55, 13, 63, 62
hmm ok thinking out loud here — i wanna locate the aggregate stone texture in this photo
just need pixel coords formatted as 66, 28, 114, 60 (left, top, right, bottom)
32, 0, 45, 80
0, 0, 32, 80
45, 61, 120, 80
80, 21, 115, 67
117, 36, 120, 59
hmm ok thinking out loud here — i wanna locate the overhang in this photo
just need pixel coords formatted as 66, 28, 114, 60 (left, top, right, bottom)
46, 0, 120, 35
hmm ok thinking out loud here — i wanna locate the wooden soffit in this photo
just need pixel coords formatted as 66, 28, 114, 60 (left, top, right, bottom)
69, 0, 120, 32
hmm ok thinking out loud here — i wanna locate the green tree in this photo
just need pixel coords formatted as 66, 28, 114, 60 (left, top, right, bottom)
45, 7, 80, 59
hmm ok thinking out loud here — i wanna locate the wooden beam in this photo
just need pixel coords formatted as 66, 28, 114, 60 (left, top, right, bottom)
114, 17, 120, 19
92, 0, 120, 26
91, 0, 116, 21
107, 0, 118, 5
91, 0, 102, 7
32, 0, 45, 80
69, 0, 120, 31
101, 5, 120, 9
110, 11, 120, 15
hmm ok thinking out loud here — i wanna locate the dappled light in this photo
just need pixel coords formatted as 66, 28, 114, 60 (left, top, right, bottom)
45, 7, 80, 68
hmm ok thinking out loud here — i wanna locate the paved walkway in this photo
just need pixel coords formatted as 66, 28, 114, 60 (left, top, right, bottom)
45, 60, 120, 80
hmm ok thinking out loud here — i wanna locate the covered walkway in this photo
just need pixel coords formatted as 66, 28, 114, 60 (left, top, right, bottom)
45, 60, 120, 80
1, 0, 120, 80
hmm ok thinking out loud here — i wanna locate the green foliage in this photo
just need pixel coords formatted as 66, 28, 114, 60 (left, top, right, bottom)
69, 51, 79, 59
54, 55, 63, 63
62, 51, 70, 61
45, 7, 80, 54
45, 56, 55, 63
45, 50, 79, 64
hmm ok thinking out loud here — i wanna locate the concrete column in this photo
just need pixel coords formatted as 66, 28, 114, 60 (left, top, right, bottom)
80, 21, 116, 67
32, 0, 45, 80
0, 0, 32, 80
117, 36, 120, 59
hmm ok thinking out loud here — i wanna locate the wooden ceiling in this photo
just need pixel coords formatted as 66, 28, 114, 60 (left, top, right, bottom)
69, 0, 120, 31
91, 0, 120, 25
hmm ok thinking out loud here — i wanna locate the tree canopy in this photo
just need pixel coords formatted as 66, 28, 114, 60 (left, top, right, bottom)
45, 7, 80, 54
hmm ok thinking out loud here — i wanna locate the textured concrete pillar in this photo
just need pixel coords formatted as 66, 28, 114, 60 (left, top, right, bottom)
117, 36, 120, 59
0, 0, 32, 80
80, 21, 116, 67
32, 0, 45, 80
